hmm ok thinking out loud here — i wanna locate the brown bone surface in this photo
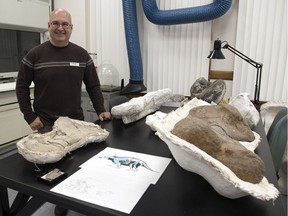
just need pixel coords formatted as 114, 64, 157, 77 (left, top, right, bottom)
171, 104, 265, 184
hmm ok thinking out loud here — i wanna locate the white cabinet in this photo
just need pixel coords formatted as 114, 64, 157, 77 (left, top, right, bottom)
0, 103, 32, 145
0, 0, 51, 32
0, 84, 33, 151
0, 86, 119, 151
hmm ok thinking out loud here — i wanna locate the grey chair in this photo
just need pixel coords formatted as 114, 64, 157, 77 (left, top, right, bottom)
109, 96, 129, 111
267, 107, 288, 173
267, 108, 287, 140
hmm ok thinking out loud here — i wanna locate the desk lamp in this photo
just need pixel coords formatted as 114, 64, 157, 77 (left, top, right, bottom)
208, 39, 263, 111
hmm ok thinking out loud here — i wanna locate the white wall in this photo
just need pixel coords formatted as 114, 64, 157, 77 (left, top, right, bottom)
210, 0, 238, 71
53, 0, 287, 101
54, 0, 87, 49
233, 0, 287, 102
54, 0, 129, 87
209, 0, 239, 99
53, 0, 238, 98
142, 0, 212, 96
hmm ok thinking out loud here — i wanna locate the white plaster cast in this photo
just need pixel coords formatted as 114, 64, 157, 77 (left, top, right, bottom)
17, 117, 109, 164
111, 88, 173, 124
229, 92, 260, 128
147, 98, 279, 201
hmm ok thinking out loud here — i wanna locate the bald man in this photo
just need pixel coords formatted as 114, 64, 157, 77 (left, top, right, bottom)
16, 8, 111, 134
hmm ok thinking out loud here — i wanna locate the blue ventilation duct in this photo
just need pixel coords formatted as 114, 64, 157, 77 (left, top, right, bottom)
121, 0, 232, 95
121, 0, 147, 94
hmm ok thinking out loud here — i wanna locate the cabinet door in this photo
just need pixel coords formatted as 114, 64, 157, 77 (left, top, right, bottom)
0, 103, 32, 145
0, 0, 50, 31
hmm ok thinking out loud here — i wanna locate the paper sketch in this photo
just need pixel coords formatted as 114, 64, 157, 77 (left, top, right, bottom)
51, 147, 171, 213
80, 147, 171, 184
51, 168, 150, 213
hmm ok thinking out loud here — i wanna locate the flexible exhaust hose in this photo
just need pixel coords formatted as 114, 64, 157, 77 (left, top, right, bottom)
122, 0, 147, 94
141, 0, 233, 25
121, 0, 232, 94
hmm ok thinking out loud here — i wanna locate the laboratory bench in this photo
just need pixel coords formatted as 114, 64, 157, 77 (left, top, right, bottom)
0, 107, 286, 216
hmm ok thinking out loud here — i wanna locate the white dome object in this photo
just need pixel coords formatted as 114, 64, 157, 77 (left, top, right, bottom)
97, 63, 120, 91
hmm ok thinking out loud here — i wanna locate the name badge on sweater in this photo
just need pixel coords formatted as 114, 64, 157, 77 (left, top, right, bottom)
70, 62, 80, 67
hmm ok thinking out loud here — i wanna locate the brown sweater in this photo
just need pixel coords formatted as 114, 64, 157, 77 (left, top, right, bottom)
16, 41, 105, 127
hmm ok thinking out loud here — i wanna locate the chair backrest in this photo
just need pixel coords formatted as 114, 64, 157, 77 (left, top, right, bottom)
267, 109, 288, 173
267, 107, 287, 140
109, 96, 129, 111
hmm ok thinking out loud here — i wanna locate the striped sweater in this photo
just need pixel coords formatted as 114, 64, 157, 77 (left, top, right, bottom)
16, 41, 105, 127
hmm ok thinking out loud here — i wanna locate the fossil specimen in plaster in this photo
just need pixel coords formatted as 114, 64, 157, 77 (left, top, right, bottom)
17, 117, 109, 164
171, 104, 264, 184
190, 77, 226, 104
229, 92, 260, 128
111, 88, 172, 124
149, 98, 279, 200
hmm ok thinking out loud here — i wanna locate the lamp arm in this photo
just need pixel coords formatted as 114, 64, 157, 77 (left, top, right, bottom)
223, 44, 262, 68
223, 43, 262, 111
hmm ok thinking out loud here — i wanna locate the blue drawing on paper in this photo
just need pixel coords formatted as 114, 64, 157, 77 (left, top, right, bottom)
104, 155, 157, 172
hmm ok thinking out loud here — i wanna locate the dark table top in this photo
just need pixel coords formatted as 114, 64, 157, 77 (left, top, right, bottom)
0, 107, 285, 216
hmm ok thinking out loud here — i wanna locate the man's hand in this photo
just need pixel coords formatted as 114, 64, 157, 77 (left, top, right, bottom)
29, 117, 44, 131
99, 112, 111, 121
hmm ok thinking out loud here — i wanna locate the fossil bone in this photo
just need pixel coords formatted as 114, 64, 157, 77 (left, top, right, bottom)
148, 98, 279, 200
111, 88, 172, 124
17, 117, 109, 164
190, 77, 226, 104
171, 104, 264, 184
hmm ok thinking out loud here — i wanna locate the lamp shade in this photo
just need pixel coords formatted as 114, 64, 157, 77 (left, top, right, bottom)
207, 40, 225, 59
207, 39, 263, 111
